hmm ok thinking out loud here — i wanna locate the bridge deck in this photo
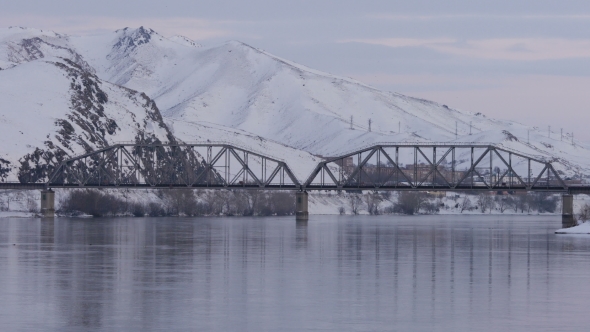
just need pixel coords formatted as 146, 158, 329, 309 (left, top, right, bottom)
0, 182, 570, 192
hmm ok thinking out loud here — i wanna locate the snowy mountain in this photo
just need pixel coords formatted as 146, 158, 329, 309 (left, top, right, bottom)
1, 26, 589, 183
0, 55, 176, 182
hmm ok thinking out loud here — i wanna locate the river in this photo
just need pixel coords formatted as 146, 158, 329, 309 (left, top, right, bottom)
1, 215, 589, 331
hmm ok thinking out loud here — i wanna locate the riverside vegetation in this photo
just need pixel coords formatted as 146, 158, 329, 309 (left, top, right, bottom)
48, 189, 560, 218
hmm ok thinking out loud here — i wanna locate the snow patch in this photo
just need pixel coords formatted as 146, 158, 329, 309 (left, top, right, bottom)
555, 222, 590, 234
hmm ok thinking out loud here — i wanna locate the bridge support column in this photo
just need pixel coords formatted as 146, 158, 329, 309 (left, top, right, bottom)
295, 191, 309, 221
562, 194, 575, 228
40, 189, 55, 218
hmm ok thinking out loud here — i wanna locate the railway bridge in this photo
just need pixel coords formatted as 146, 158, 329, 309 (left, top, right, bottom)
1, 142, 585, 227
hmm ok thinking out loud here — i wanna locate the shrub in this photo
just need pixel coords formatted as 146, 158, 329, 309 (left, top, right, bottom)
147, 202, 166, 217
394, 192, 425, 215
60, 189, 126, 217
130, 203, 146, 217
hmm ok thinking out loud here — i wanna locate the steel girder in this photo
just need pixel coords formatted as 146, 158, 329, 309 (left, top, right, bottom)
45, 143, 300, 189
303, 144, 567, 192
1, 142, 567, 192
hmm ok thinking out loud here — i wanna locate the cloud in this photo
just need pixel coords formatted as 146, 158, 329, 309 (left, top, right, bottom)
339, 38, 590, 61
367, 13, 590, 20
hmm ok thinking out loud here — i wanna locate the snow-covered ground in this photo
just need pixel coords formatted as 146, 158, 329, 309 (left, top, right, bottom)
0, 211, 37, 218
555, 222, 590, 234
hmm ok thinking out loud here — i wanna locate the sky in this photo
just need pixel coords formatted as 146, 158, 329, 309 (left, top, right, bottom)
3, 0, 590, 139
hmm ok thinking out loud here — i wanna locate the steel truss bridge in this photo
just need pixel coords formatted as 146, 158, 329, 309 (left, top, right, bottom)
0, 142, 579, 193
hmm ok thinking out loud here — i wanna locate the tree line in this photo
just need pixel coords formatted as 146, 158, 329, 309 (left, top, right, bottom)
339, 191, 558, 215
55, 189, 559, 217
59, 189, 295, 217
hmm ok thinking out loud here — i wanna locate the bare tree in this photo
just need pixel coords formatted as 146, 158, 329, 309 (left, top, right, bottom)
516, 194, 528, 213
459, 196, 472, 213
495, 195, 513, 213
366, 193, 381, 215
25, 191, 38, 213
477, 192, 494, 213
206, 191, 225, 215
533, 193, 558, 213
349, 195, 362, 215
162, 189, 197, 216
234, 190, 252, 216
338, 206, 345, 215
223, 190, 236, 216
507, 195, 518, 213
578, 203, 590, 222
526, 194, 535, 213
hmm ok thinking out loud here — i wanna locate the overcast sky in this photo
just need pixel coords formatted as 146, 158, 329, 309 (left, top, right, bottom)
4, 0, 590, 139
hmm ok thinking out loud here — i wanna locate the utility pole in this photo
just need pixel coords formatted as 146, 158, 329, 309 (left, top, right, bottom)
368, 119, 372, 132
469, 121, 472, 135
350, 115, 353, 130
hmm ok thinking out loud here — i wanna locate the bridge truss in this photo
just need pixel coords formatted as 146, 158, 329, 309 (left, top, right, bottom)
0, 143, 570, 192
45, 143, 300, 189
305, 144, 567, 192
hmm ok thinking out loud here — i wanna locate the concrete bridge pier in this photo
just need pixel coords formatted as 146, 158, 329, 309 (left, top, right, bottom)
295, 191, 309, 221
41, 189, 55, 218
562, 194, 575, 228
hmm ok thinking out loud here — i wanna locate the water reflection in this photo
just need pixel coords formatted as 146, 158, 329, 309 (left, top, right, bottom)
295, 220, 307, 248
1, 215, 590, 331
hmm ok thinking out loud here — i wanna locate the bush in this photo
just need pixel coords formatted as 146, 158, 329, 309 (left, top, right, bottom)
534, 193, 558, 213
60, 189, 127, 217
421, 202, 439, 214
394, 192, 425, 215
130, 203, 146, 217
271, 192, 295, 216
162, 189, 197, 216
147, 202, 166, 217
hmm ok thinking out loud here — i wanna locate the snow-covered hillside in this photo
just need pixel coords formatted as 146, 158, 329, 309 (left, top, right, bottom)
0, 56, 173, 181
1, 26, 590, 183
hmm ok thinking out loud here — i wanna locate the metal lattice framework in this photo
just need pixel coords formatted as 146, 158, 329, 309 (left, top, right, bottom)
46, 143, 300, 189
0, 142, 572, 192
304, 144, 567, 191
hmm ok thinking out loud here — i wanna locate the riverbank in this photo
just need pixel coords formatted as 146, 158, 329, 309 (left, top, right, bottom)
555, 221, 590, 234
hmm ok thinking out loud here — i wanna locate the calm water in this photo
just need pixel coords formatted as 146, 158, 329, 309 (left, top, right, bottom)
1, 215, 590, 331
